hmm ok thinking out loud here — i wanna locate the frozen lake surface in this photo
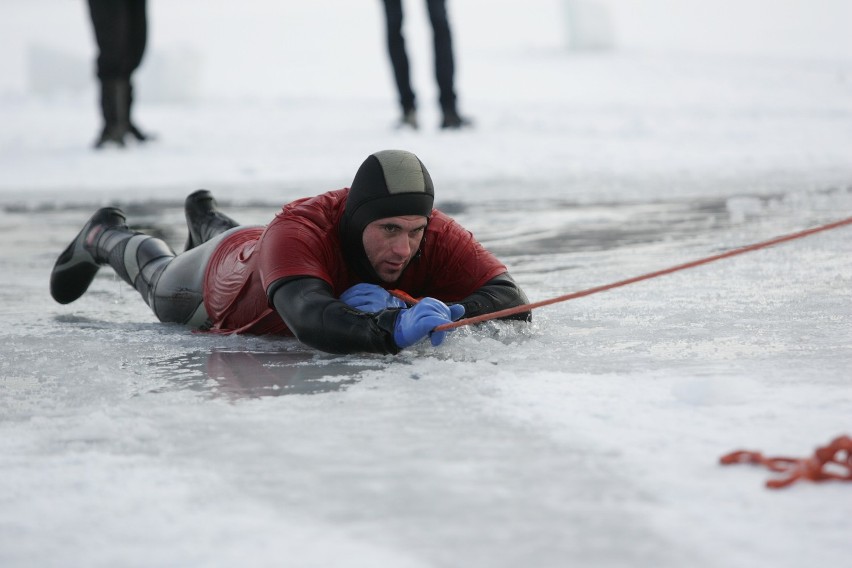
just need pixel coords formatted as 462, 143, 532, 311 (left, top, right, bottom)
2, 1, 852, 566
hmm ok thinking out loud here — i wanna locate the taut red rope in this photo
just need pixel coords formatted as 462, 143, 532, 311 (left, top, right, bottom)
434, 215, 852, 332
720, 435, 852, 489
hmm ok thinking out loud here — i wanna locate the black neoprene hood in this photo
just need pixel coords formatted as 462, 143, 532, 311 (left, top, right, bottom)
340, 149, 435, 282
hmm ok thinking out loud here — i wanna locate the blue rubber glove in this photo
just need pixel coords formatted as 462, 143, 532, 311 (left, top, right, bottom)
340, 283, 407, 313
393, 298, 466, 349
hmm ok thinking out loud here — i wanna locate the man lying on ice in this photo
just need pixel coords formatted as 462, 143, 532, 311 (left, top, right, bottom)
50, 149, 530, 354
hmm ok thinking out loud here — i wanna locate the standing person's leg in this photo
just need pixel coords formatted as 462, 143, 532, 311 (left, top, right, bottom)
126, 0, 147, 73
88, 0, 129, 82
426, 0, 470, 128
382, 0, 418, 127
87, 0, 132, 147
426, 0, 455, 113
125, 0, 150, 142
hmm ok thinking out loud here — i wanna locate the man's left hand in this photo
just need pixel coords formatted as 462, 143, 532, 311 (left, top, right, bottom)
392, 298, 465, 348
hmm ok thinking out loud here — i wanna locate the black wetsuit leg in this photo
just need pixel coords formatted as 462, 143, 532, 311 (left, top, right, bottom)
94, 227, 175, 312
148, 227, 250, 325
94, 223, 254, 326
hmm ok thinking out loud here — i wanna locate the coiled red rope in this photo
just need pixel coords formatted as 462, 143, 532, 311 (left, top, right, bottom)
434, 215, 852, 332
720, 435, 852, 489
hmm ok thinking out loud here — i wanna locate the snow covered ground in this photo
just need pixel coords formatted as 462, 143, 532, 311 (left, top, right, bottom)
1, 1, 851, 567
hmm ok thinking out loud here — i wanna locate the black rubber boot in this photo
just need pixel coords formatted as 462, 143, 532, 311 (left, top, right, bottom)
440, 107, 472, 130
50, 207, 129, 304
397, 108, 418, 130
94, 79, 130, 149
184, 190, 240, 251
127, 81, 152, 143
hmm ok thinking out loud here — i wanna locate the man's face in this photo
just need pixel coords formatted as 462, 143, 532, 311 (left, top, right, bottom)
362, 215, 428, 283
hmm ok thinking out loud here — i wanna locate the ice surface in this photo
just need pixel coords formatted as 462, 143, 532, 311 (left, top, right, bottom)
1, 1, 851, 567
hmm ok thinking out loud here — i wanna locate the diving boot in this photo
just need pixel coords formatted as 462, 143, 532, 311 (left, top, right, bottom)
184, 189, 240, 251
50, 207, 128, 304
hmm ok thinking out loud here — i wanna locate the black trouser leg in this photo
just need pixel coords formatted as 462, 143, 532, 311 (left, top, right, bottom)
124, 0, 148, 139
426, 0, 456, 113
383, 0, 416, 112
87, 0, 147, 81
88, 0, 148, 145
125, 0, 148, 74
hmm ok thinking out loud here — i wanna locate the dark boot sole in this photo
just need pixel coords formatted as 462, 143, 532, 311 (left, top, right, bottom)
50, 207, 126, 304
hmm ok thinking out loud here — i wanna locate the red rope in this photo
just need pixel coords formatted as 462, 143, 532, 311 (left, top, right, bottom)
720, 435, 852, 489
434, 215, 852, 332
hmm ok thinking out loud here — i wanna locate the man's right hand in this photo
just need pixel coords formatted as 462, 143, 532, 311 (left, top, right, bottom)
393, 298, 465, 348
340, 283, 407, 313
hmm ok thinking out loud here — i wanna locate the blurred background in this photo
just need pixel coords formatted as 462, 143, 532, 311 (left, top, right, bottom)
2, 0, 850, 103
1, 0, 850, 205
